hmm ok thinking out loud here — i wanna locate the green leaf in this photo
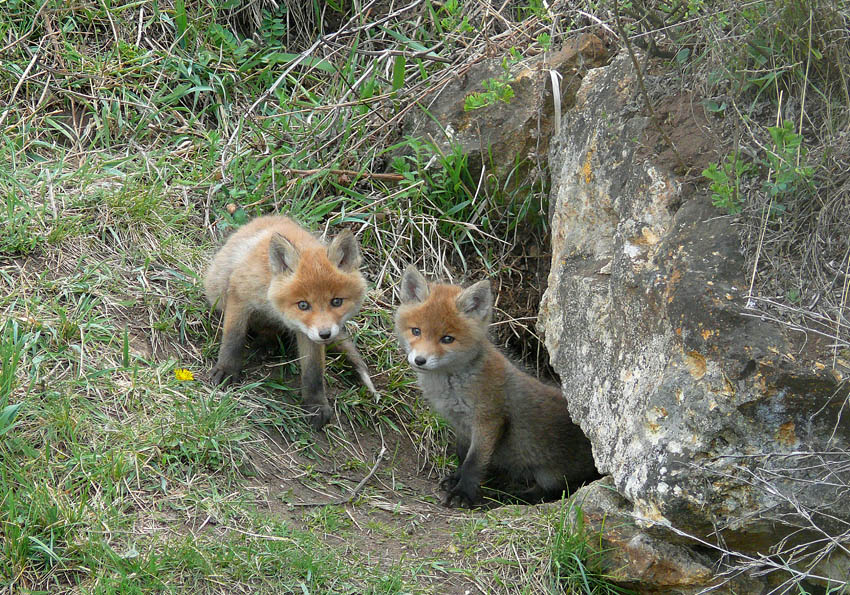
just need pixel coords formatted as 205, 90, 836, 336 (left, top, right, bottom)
261, 52, 336, 73
378, 26, 429, 53
392, 54, 406, 91
703, 99, 726, 113
702, 163, 727, 184
0, 403, 22, 437
463, 92, 492, 111
174, 0, 187, 48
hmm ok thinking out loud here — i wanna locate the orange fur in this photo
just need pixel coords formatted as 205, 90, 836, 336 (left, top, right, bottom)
204, 215, 374, 429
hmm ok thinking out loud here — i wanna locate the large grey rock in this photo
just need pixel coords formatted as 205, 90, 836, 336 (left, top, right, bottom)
540, 51, 850, 587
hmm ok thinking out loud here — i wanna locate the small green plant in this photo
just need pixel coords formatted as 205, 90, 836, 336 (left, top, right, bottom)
0, 188, 42, 255
464, 57, 515, 111
464, 77, 515, 110
520, 0, 551, 21
0, 321, 32, 438
305, 505, 352, 534
702, 151, 754, 214
762, 120, 814, 202
704, 120, 814, 215
439, 0, 474, 33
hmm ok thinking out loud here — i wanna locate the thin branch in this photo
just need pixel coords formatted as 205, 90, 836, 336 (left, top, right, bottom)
292, 445, 387, 507
613, 0, 688, 174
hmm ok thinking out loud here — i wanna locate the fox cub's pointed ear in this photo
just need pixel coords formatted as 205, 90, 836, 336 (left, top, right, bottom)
400, 266, 429, 304
328, 229, 361, 272
269, 233, 300, 274
457, 280, 492, 321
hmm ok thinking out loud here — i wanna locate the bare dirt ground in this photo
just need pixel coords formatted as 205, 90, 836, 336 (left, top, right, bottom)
247, 421, 482, 594
192, 348, 538, 593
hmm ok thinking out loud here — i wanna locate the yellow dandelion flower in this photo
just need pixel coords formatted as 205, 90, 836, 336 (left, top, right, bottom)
175, 368, 194, 381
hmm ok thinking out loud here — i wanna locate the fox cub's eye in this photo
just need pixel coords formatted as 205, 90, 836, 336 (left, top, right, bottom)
440, 335, 455, 344
411, 327, 421, 336
297, 301, 310, 311
330, 297, 343, 307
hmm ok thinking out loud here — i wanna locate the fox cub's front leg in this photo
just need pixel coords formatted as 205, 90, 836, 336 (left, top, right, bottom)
296, 331, 332, 430
441, 448, 486, 508
438, 438, 470, 494
441, 423, 498, 508
210, 293, 248, 386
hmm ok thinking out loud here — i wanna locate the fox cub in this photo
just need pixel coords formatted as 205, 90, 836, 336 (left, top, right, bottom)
204, 215, 377, 429
395, 266, 597, 507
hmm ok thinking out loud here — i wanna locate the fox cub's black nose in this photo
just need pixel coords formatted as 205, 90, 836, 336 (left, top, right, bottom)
319, 329, 332, 340
414, 356, 427, 366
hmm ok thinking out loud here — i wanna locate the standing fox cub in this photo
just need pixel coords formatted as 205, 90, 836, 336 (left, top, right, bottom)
204, 215, 377, 429
395, 267, 597, 507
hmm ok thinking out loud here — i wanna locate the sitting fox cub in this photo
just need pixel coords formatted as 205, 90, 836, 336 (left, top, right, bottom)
395, 266, 597, 507
204, 215, 377, 429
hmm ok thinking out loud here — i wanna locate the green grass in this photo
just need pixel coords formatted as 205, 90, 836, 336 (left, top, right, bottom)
4, 0, 844, 592
549, 502, 636, 595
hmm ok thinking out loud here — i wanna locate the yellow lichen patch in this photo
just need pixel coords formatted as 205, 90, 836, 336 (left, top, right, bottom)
633, 498, 668, 524
642, 227, 660, 245
646, 406, 668, 434
701, 329, 715, 341
631, 227, 661, 247
685, 351, 707, 380
581, 144, 595, 184
776, 421, 797, 446
666, 269, 682, 303
646, 406, 668, 432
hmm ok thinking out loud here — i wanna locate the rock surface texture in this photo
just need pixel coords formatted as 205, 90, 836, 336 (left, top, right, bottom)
540, 51, 850, 591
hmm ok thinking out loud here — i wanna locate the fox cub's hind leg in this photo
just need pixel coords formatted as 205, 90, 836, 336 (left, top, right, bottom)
210, 292, 249, 386
296, 331, 331, 430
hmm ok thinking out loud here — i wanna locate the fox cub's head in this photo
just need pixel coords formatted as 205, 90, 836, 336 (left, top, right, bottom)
267, 229, 367, 344
395, 266, 492, 372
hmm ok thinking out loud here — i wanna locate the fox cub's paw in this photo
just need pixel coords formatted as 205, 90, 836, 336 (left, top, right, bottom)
210, 364, 241, 387
439, 473, 480, 508
305, 403, 332, 431
439, 471, 461, 493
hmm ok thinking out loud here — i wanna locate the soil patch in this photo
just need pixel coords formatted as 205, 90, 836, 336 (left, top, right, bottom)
638, 90, 723, 197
